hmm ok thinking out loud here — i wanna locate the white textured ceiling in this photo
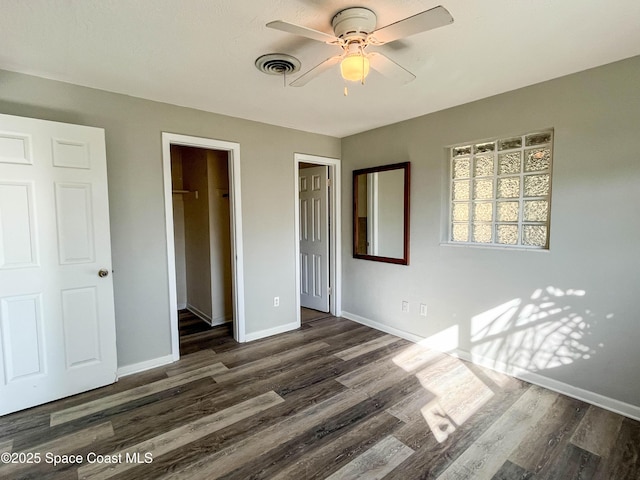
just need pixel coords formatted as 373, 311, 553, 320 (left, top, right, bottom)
1, 0, 639, 138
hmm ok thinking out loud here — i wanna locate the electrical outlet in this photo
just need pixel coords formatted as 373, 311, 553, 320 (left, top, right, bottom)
401, 300, 409, 313
273, 296, 280, 307
420, 303, 428, 317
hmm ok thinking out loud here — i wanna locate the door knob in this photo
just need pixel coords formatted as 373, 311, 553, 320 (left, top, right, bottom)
98, 268, 110, 278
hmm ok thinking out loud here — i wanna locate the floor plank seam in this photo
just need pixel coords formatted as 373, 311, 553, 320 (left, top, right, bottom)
1, 311, 638, 480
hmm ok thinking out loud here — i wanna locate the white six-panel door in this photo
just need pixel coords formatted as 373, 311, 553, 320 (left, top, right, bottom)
0, 113, 117, 416
299, 166, 329, 312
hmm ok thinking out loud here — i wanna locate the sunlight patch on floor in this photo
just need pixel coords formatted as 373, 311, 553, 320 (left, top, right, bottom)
391, 339, 493, 443
392, 325, 459, 373
416, 360, 494, 442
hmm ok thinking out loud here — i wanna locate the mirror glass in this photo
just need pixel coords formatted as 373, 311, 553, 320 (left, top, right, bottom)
353, 162, 410, 265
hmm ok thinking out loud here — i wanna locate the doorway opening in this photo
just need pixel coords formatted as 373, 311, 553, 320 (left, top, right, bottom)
163, 133, 245, 361
294, 153, 342, 328
170, 145, 233, 354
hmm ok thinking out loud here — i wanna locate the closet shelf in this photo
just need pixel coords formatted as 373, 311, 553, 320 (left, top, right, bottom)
172, 189, 199, 199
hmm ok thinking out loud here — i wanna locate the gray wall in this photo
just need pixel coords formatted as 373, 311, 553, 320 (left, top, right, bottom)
2, 55, 639, 410
182, 147, 212, 320
341, 56, 640, 408
207, 150, 233, 324
0, 69, 340, 368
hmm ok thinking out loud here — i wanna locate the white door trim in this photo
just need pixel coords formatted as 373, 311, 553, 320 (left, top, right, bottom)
162, 133, 246, 361
294, 153, 341, 327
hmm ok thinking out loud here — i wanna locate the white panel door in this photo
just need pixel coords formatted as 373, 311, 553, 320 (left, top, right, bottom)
0, 113, 117, 416
299, 166, 329, 312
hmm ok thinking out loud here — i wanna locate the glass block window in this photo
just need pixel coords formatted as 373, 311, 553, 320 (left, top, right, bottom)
449, 130, 553, 249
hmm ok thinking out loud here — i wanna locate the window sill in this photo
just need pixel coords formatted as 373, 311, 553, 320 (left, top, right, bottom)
439, 242, 550, 252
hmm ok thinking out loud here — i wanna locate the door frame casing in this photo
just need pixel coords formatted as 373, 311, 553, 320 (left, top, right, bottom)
162, 133, 246, 361
294, 153, 341, 325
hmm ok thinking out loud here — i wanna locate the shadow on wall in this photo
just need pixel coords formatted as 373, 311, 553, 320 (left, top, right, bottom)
468, 286, 605, 374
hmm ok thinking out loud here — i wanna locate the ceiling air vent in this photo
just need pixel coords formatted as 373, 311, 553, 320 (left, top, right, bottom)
255, 54, 301, 75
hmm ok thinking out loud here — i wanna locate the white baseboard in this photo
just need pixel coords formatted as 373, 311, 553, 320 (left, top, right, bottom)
117, 354, 175, 378
187, 304, 212, 324
210, 315, 233, 327
451, 349, 640, 422
341, 310, 640, 422
341, 311, 424, 343
184, 305, 232, 327
244, 321, 299, 342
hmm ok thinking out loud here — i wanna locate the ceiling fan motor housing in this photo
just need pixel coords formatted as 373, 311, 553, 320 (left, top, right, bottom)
331, 7, 377, 39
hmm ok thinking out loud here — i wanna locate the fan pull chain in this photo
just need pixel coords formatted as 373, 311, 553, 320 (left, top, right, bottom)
344, 86, 348, 96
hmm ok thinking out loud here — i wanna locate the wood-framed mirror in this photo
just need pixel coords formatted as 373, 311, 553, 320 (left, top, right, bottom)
353, 162, 410, 265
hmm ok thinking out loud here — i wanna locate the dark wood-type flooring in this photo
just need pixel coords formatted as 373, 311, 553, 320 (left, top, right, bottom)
0, 309, 638, 479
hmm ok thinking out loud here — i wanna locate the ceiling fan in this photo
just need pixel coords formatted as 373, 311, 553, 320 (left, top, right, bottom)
266, 5, 454, 87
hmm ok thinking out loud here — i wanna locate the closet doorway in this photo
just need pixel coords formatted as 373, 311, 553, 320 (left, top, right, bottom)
162, 133, 245, 361
294, 153, 342, 326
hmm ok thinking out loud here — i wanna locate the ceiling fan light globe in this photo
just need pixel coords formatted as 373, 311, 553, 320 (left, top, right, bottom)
341, 54, 370, 82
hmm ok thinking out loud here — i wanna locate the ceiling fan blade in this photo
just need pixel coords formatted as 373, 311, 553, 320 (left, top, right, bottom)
266, 20, 341, 45
368, 52, 416, 84
370, 5, 453, 45
290, 56, 343, 87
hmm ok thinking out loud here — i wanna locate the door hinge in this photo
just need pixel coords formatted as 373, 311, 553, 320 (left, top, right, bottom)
327, 179, 331, 187
328, 287, 332, 295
